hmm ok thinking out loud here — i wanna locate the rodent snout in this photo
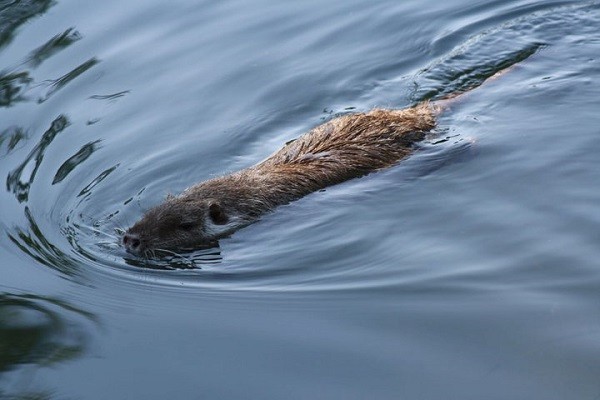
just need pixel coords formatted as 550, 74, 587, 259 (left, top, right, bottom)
122, 232, 142, 253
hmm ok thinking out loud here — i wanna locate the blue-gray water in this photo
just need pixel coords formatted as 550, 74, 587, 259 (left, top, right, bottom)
1, 0, 600, 398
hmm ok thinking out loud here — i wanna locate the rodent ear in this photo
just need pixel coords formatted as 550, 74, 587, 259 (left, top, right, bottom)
208, 202, 228, 225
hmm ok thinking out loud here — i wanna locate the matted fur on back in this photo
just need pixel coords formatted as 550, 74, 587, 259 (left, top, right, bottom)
255, 103, 436, 185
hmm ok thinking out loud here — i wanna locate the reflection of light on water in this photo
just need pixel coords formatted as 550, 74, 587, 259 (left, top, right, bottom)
122, 246, 223, 270
0, 126, 27, 157
0, 292, 98, 399
76, 164, 120, 198
0, 1, 599, 397
52, 140, 102, 185
2, 0, 599, 296
7, 206, 83, 279
38, 57, 101, 103
0, 0, 54, 50
6, 115, 70, 203
27, 27, 82, 67
0, 20, 124, 277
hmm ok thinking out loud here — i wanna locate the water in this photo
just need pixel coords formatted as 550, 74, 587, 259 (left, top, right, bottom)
1, 0, 600, 398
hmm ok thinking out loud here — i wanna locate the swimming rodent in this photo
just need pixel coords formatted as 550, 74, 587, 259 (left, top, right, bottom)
123, 103, 439, 256
122, 67, 511, 257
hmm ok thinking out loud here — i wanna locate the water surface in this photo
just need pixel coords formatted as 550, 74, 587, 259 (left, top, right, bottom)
1, 0, 600, 399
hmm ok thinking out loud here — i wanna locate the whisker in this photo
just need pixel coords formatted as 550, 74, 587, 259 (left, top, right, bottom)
97, 240, 119, 247
155, 248, 196, 269
156, 248, 187, 259
84, 226, 118, 239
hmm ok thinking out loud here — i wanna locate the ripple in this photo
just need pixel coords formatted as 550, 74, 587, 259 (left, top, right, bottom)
2, 0, 600, 296
0, 290, 98, 399
411, 2, 600, 101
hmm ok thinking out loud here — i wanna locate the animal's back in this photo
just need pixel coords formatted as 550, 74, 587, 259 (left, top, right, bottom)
254, 103, 437, 189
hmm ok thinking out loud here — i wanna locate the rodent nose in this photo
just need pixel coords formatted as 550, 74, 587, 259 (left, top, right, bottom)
122, 232, 141, 252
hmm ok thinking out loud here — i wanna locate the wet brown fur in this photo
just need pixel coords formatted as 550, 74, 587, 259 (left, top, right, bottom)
123, 102, 438, 255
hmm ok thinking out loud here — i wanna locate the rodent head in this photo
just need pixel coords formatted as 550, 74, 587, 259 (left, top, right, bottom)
122, 195, 232, 256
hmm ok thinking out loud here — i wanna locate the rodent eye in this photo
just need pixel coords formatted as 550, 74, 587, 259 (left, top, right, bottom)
178, 222, 196, 231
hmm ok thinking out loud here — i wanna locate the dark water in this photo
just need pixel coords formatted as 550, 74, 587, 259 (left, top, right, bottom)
1, 0, 600, 398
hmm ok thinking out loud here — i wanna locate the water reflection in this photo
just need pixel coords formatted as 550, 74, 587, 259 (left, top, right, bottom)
411, 2, 598, 102
0, 126, 27, 157
6, 115, 70, 203
0, 0, 54, 50
89, 91, 129, 101
122, 246, 223, 270
76, 164, 119, 198
38, 57, 100, 103
27, 27, 82, 68
0, 1, 95, 109
0, 55, 99, 107
2, 102, 109, 278
0, 1, 83, 110
0, 71, 32, 107
7, 207, 82, 278
1, 0, 597, 281
0, 1, 114, 281
0, 291, 97, 400
52, 140, 101, 185
414, 44, 544, 102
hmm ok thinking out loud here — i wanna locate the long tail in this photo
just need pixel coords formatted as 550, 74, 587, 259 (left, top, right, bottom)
414, 37, 545, 115
430, 63, 519, 116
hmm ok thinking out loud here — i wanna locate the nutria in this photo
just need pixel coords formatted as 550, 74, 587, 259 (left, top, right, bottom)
122, 60, 519, 257
122, 102, 439, 256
